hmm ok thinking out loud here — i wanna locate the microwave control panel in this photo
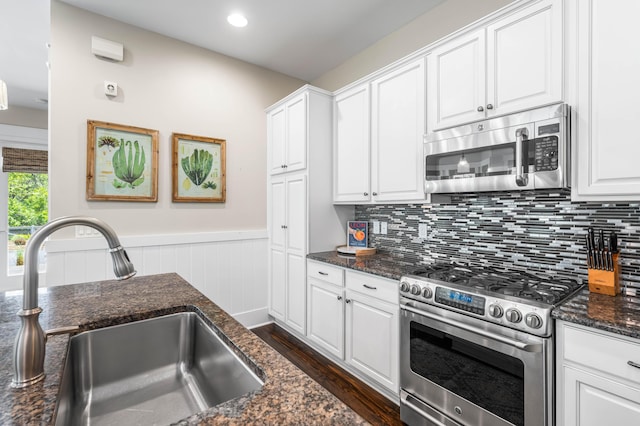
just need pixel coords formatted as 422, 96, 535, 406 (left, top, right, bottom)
532, 136, 558, 171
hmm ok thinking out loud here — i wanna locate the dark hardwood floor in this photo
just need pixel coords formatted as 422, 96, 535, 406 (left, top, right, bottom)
252, 322, 402, 426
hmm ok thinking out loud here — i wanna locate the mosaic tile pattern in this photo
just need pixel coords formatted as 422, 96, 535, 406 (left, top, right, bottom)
356, 189, 640, 295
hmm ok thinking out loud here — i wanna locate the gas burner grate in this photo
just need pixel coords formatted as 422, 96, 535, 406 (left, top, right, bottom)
411, 262, 582, 305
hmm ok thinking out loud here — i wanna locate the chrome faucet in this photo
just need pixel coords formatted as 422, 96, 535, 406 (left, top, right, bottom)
11, 216, 136, 388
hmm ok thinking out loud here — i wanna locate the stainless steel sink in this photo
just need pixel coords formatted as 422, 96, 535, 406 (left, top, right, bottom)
54, 312, 264, 425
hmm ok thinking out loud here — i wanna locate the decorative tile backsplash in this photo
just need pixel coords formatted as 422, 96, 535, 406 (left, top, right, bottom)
355, 189, 640, 295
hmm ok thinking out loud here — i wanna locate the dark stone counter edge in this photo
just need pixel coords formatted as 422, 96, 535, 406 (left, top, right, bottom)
551, 288, 640, 340
306, 250, 418, 281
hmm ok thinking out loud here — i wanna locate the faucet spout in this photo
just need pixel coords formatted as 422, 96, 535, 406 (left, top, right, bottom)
12, 216, 136, 388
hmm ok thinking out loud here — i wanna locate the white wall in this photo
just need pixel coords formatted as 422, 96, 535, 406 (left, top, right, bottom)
49, 1, 305, 237
312, 0, 513, 91
46, 1, 304, 325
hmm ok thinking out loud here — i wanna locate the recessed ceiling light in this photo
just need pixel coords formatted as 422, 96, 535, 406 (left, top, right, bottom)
227, 13, 248, 28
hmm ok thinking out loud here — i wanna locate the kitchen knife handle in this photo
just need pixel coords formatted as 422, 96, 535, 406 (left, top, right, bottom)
585, 235, 592, 268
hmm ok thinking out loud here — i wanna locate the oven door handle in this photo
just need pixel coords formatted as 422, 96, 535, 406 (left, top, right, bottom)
401, 304, 542, 352
402, 391, 463, 426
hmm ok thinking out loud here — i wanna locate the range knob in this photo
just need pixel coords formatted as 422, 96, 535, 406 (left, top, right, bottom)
422, 287, 433, 299
399, 281, 411, 293
488, 304, 503, 318
525, 313, 543, 329
410, 285, 421, 295
505, 308, 522, 323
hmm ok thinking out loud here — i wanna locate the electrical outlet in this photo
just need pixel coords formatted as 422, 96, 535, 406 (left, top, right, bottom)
373, 221, 380, 234
381, 222, 388, 235
76, 226, 101, 238
418, 223, 427, 238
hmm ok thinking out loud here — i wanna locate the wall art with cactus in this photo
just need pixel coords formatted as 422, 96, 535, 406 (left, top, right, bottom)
172, 133, 226, 202
86, 120, 159, 201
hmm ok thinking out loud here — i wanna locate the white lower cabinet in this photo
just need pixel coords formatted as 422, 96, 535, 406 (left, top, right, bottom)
306, 260, 399, 397
556, 321, 640, 426
345, 288, 398, 392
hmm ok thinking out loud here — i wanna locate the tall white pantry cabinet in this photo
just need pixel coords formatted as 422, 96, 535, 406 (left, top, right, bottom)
266, 85, 351, 335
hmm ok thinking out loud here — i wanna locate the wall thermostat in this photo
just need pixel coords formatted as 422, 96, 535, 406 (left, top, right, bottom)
104, 81, 118, 97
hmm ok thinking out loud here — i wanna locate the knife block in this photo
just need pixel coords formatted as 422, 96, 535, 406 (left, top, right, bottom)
588, 253, 620, 296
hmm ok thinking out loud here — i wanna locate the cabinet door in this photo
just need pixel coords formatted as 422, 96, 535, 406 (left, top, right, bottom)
486, 0, 562, 117
285, 175, 306, 254
269, 178, 286, 250
268, 106, 286, 175
286, 251, 306, 334
333, 84, 371, 203
307, 278, 344, 359
371, 59, 426, 202
345, 290, 398, 392
571, 0, 640, 200
285, 93, 307, 173
427, 29, 485, 131
562, 365, 640, 426
269, 247, 286, 320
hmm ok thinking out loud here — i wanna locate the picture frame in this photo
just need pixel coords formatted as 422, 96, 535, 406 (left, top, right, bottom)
86, 120, 159, 202
172, 133, 226, 203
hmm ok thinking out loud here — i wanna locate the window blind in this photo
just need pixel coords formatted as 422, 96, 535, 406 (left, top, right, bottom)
2, 147, 48, 173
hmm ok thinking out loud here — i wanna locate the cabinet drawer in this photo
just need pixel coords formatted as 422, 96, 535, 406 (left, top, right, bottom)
345, 270, 398, 304
307, 260, 344, 286
562, 323, 640, 383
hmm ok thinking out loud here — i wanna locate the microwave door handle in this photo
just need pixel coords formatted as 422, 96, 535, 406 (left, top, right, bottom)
515, 127, 529, 187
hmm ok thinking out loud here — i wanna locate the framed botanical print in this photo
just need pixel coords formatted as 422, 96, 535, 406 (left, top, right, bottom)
172, 133, 226, 203
86, 120, 159, 201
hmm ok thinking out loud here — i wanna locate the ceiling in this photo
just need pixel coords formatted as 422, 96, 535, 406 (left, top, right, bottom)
1, 0, 445, 111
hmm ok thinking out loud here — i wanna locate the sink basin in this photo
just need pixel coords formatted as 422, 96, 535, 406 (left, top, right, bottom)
54, 312, 264, 425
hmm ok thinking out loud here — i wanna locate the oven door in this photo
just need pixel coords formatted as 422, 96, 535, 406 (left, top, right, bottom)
400, 301, 553, 426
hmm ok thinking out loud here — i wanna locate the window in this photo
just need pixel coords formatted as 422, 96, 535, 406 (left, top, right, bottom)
7, 171, 48, 275
0, 125, 48, 291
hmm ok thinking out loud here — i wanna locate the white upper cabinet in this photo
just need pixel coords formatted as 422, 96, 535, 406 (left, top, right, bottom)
268, 92, 307, 175
334, 58, 426, 204
333, 84, 371, 203
569, 0, 640, 201
371, 58, 426, 203
427, 30, 486, 130
428, 0, 563, 131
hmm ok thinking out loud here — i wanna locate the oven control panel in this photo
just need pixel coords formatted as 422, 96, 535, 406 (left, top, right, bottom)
399, 276, 553, 337
435, 287, 485, 315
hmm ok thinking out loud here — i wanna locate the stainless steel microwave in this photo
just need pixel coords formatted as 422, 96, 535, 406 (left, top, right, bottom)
424, 103, 569, 194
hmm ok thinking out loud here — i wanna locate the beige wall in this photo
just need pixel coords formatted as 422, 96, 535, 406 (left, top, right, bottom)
0, 105, 48, 129
49, 1, 304, 237
312, 0, 513, 91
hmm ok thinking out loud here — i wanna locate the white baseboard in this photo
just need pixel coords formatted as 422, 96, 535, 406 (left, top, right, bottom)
234, 307, 270, 329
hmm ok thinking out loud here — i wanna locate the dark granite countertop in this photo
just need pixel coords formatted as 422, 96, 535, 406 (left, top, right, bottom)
552, 288, 640, 339
0, 273, 367, 425
307, 250, 419, 281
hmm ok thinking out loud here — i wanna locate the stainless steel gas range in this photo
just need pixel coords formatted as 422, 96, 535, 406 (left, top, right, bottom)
399, 263, 583, 426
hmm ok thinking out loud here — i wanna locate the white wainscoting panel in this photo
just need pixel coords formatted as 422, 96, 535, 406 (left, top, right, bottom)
45, 230, 269, 327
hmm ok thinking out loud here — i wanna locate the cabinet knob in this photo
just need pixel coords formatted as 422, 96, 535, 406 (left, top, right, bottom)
284, 164, 288, 168
486, 103, 494, 110
281, 164, 285, 168
363, 192, 369, 196
337, 295, 343, 301
372, 192, 378, 196
346, 299, 352, 304
477, 106, 484, 112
